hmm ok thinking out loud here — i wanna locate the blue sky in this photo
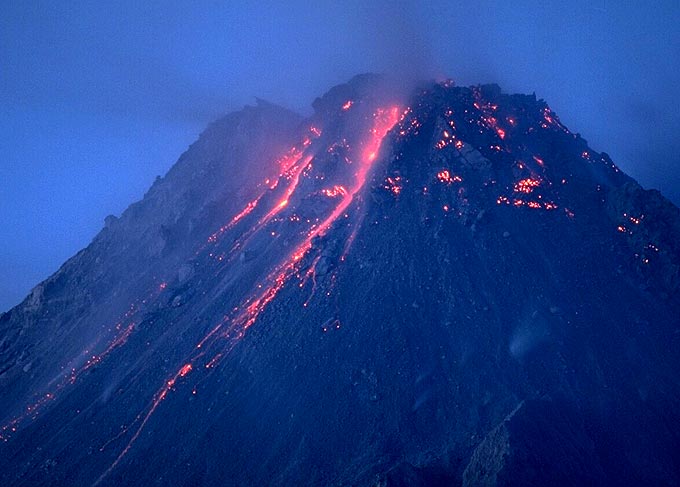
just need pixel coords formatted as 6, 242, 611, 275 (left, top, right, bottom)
1, 1, 678, 310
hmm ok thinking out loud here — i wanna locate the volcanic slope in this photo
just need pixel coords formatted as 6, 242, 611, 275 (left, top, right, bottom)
1, 75, 679, 486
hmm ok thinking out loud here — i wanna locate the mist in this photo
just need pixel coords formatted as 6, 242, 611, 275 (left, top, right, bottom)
1, 0, 679, 311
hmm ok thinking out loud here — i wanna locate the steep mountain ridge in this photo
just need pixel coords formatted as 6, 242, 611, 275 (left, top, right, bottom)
1, 75, 679, 486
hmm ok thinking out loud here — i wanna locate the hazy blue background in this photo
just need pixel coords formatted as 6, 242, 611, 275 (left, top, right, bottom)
1, 1, 678, 311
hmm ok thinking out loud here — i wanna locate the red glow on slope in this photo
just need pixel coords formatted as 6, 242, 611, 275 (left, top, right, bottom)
222, 109, 404, 330
94, 358, 196, 486
1, 319, 137, 442
178, 363, 192, 377
206, 196, 262, 244
340, 225, 360, 262
230, 199, 260, 225
383, 176, 402, 195
543, 108, 555, 124
201, 135, 321, 253
259, 154, 313, 226
191, 105, 401, 362
437, 170, 461, 185
363, 107, 399, 163
239, 106, 401, 327
80, 324, 135, 375
514, 178, 541, 194
96, 105, 401, 482
321, 185, 348, 198
319, 106, 400, 239
272, 146, 308, 187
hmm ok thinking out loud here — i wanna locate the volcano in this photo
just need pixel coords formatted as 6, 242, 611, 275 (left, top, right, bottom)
1, 74, 679, 486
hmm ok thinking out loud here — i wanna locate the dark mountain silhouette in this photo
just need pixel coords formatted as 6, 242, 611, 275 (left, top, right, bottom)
1, 74, 679, 486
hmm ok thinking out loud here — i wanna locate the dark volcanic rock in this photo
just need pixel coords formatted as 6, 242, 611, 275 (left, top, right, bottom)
463, 398, 607, 487
1, 75, 679, 487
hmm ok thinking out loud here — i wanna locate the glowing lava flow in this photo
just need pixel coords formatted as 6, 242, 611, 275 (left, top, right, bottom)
203, 106, 401, 350
206, 196, 262, 244
93, 363, 195, 486
0, 277, 174, 443
202, 153, 303, 249
257, 154, 314, 227
311, 106, 401, 241
213, 106, 401, 348
0, 321, 137, 442
95, 105, 401, 483
201, 129, 322, 253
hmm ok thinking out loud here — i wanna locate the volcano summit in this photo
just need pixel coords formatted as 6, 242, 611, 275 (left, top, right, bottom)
1, 75, 679, 486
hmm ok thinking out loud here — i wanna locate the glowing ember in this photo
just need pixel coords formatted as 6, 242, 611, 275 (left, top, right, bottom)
543, 108, 555, 124
321, 185, 348, 198
514, 178, 541, 194
94, 356, 198, 485
1, 317, 137, 443
342, 100, 353, 110
383, 176, 403, 195
256, 154, 314, 229
437, 170, 462, 185
178, 363, 192, 377
319, 106, 401, 238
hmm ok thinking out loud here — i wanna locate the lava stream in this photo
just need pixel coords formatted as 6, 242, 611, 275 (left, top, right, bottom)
94, 105, 400, 483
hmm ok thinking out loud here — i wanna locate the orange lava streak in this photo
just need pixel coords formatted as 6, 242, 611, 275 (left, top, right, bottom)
216, 106, 401, 344
81, 324, 135, 374
315, 106, 400, 240
321, 185, 348, 198
229, 198, 260, 226
203, 138, 316, 251
340, 224, 361, 263
205, 353, 223, 369
96, 105, 400, 482
1, 320, 137, 442
178, 363, 193, 377
94, 361, 194, 486
196, 323, 223, 349
206, 196, 262, 244
259, 155, 313, 226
